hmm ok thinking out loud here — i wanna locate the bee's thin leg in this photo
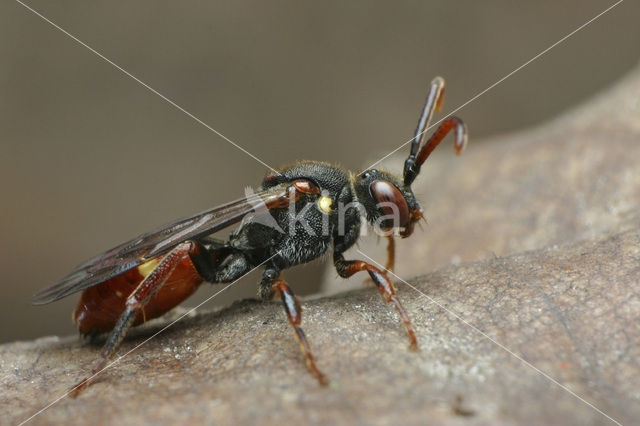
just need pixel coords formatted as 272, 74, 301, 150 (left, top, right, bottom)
334, 253, 417, 350
385, 236, 395, 272
271, 278, 328, 385
71, 306, 136, 397
71, 241, 197, 396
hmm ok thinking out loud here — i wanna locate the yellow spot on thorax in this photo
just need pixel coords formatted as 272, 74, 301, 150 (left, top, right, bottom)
318, 196, 333, 214
137, 258, 160, 278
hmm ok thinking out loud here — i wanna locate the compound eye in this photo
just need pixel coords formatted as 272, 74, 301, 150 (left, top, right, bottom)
370, 180, 409, 227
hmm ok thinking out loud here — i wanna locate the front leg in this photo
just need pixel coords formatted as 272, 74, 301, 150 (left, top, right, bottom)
385, 235, 395, 272
334, 252, 418, 350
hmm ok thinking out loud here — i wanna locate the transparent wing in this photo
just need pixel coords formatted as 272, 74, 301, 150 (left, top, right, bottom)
32, 183, 292, 304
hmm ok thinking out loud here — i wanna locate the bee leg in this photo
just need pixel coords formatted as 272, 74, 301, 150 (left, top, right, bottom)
365, 236, 394, 287
334, 253, 418, 350
258, 268, 280, 300
385, 235, 395, 272
71, 241, 196, 396
190, 244, 251, 285
270, 277, 328, 385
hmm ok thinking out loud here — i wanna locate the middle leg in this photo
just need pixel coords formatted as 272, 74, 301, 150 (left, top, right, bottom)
268, 274, 328, 385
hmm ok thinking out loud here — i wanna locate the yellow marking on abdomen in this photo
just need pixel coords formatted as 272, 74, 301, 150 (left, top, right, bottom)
137, 258, 160, 278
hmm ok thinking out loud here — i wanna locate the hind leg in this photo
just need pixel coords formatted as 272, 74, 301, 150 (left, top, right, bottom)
189, 243, 251, 284
71, 241, 198, 396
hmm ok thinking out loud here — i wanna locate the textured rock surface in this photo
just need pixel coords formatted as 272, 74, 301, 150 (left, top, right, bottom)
3, 67, 640, 425
3, 230, 639, 425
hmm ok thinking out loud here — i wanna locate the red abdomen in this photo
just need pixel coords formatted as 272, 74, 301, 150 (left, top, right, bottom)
73, 255, 203, 335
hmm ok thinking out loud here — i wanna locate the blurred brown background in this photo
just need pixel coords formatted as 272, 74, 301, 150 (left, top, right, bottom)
1, 1, 638, 343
